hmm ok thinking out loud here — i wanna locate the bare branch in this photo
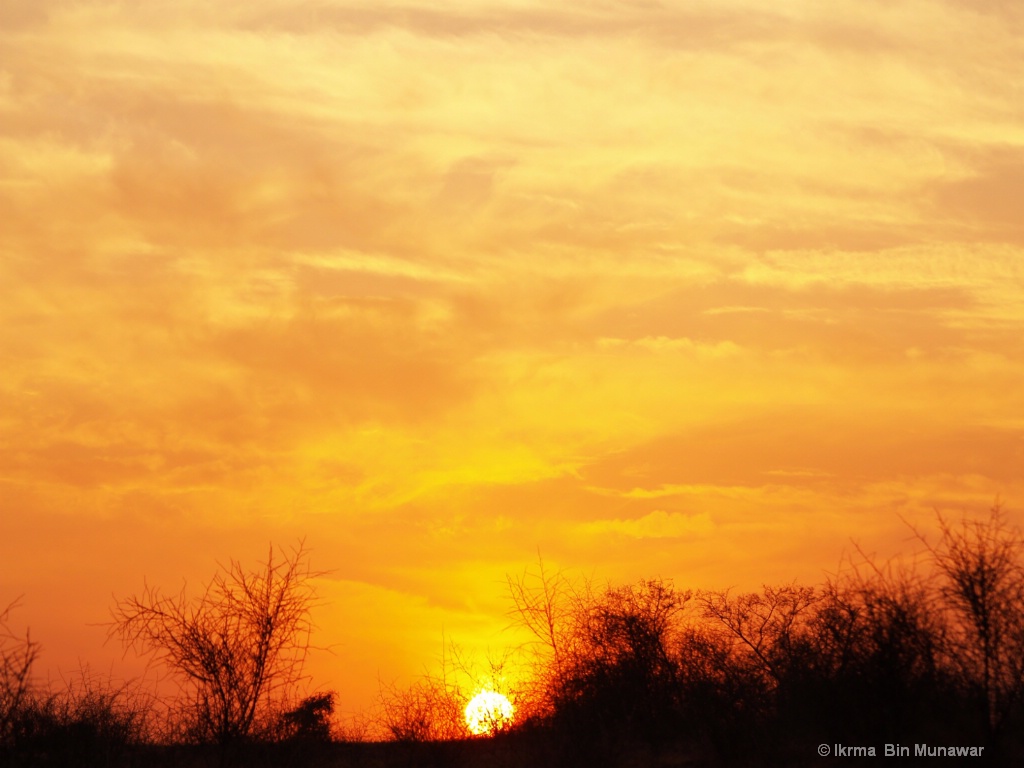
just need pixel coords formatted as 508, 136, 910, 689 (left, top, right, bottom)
108, 542, 324, 747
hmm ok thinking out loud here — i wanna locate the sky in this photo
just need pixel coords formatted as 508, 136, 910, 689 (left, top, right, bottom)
2, 0, 1024, 725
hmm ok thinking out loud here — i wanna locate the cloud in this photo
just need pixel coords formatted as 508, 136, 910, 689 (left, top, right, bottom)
596, 336, 742, 357
0, 0, 51, 30
581, 509, 714, 539
930, 152, 1024, 243
239, 2, 788, 49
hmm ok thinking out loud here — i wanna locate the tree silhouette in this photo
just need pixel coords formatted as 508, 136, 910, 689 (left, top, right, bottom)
109, 542, 321, 756
568, 580, 688, 740
918, 506, 1024, 744
509, 576, 690, 765
506, 554, 578, 716
697, 583, 818, 690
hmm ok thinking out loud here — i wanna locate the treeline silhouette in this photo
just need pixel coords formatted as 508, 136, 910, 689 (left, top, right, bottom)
2, 508, 1024, 767
496, 507, 1024, 766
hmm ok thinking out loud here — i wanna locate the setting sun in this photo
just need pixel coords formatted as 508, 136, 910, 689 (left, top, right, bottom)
464, 691, 515, 736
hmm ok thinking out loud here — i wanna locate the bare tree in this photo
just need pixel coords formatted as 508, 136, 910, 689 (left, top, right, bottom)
109, 542, 321, 752
697, 584, 818, 688
915, 506, 1024, 741
506, 553, 578, 713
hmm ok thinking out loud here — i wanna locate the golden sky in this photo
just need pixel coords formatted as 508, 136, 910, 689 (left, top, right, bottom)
2, 0, 1024, 721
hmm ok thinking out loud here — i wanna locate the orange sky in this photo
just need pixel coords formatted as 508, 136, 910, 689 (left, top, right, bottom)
2, 0, 1024, 726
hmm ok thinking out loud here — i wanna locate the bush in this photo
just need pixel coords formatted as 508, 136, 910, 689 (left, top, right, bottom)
0, 599, 39, 750
2, 668, 153, 768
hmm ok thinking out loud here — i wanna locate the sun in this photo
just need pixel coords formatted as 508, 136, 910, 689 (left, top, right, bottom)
464, 690, 514, 735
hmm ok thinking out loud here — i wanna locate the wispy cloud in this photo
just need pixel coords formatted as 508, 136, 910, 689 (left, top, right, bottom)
581, 510, 714, 539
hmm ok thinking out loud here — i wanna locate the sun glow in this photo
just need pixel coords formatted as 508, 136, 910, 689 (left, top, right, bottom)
464, 690, 514, 735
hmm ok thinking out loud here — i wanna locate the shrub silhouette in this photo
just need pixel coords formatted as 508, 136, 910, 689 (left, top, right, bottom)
2, 614, 154, 768
377, 674, 467, 743
274, 692, 335, 743
1, 599, 39, 752
7, 669, 153, 768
